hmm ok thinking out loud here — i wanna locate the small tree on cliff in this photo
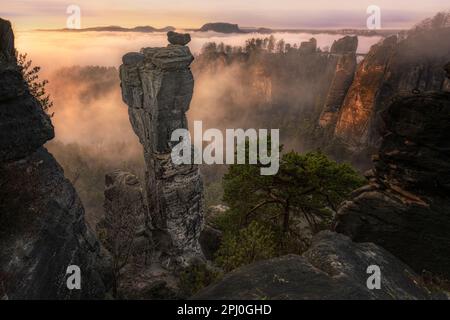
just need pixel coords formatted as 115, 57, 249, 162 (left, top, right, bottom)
15, 51, 53, 116
221, 150, 365, 251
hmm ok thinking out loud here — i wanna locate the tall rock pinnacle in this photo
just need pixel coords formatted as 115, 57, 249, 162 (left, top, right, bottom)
119, 33, 204, 267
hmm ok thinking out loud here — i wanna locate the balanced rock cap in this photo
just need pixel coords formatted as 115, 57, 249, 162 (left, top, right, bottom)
167, 31, 191, 46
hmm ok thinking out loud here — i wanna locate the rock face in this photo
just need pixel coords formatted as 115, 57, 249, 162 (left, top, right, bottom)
299, 38, 317, 54
119, 38, 204, 268
194, 231, 437, 300
102, 170, 150, 265
330, 36, 358, 54
0, 20, 54, 162
332, 36, 397, 147
199, 225, 223, 261
319, 41, 357, 127
335, 91, 450, 278
334, 18, 450, 150
0, 19, 109, 299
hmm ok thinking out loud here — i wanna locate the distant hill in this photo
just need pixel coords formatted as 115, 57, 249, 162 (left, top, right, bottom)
38, 23, 403, 37
197, 22, 243, 33
38, 25, 175, 33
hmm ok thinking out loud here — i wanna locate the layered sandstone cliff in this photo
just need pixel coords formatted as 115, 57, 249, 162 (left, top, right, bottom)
119, 37, 204, 268
333, 15, 450, 150
0, 18, 109, 299
319, 36, 358, 127
335, 89, 450, 278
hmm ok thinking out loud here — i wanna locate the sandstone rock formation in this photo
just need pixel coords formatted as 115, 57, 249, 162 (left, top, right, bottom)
330, 36, 358, 54
194, 231, 439, 299
319, 38, 357, 127
119, 38, 204, 268
0, 18, 15, 63
331, 35, 397, 145
334, 17, 450, 150
199, 225, 223, 261
299, 38, 317, 55
335, 91, 450, 278
0, 19, 109, 299
102, 170, 150, 266
167, 31, 191, 46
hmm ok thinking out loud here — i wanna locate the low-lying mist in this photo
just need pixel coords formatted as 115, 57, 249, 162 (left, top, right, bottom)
14, 30, 382, 225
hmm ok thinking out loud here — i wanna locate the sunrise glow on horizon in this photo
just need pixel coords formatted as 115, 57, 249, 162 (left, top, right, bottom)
2, 0, 449, 31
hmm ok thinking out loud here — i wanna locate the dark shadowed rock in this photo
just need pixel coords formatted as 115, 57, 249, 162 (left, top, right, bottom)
335, 91, 450, 278
122, 52, 144, 65
102, 170, 150, 265
330, 36, 358, 54
194, 231, 438, 300
0, 18, 15, 63
199, 225, 223, 261
0, 18, 109, 299
167, 31, 191, 46
299, 38, 317, 54
0, 148, 109, 299
0, 19, 53, 162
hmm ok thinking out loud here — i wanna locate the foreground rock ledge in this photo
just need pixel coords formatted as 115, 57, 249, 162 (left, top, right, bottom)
194, 231, 441, 300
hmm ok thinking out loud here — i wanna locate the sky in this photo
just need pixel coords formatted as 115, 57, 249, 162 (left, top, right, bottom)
2, 0, 449, 30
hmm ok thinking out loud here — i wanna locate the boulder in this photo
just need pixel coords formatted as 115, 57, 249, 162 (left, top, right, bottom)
167, 31, 191, 46
194, 231, 439, 299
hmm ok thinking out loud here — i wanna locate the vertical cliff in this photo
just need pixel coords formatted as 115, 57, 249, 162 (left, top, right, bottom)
332, 36, 397, 147
335, 87, 450, 278
0, 18, 109, 299
319, 36, 358, 128
334, 14, 450, 150
119, 37, 204, 268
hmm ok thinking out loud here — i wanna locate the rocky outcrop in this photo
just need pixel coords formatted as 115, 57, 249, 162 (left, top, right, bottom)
119, 38, 204, 268
0, 18, 15, 63
330, 36, 358, 54
0, 18, 109, 299
334, 16, 450, 150
194, 231, 439, 299
167, 31, 191, 46
332, 36, 397, 145
299, 38, 317, 54
335, 91, 450, 278
319, 43, 357, 127
199, 225, 223, 261
102, 170, 150, 265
